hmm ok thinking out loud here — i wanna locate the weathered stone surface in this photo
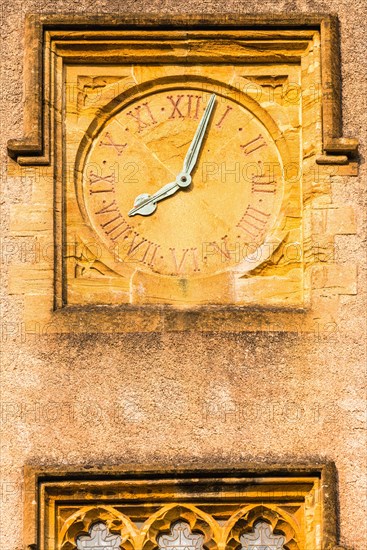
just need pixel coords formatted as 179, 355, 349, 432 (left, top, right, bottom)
1, 5, 366, 550
4, 18, 359, 327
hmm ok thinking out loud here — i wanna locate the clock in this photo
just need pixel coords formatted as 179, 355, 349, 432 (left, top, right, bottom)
74, 76, 291, 305
6, 17, 356, 323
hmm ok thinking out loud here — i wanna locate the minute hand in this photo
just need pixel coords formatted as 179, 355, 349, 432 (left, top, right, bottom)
128, 93, 217, 217
182, 93, 216, 176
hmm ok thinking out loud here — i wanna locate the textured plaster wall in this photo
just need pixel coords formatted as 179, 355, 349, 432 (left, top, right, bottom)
0, 1, 366, 550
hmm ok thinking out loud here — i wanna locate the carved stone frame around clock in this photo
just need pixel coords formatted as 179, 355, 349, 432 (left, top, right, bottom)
7, 14, 359, 333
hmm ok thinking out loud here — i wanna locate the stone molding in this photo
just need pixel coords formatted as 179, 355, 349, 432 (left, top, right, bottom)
7, 13, 359, 173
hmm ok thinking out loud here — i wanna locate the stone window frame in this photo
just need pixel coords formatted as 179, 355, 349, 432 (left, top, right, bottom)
23, 463, 343, 550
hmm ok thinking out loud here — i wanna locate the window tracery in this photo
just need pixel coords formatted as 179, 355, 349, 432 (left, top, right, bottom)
76, 523, 122, 550
240, 521, 285, 550
28, 467, 333, 550
157, 522, 204, 550
62, 505, 301, 550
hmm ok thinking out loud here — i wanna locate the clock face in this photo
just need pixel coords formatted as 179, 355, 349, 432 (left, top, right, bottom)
78, 82, 285, 279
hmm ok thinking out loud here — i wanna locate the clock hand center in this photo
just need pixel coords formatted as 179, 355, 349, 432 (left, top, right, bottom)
175, 172, 192, 188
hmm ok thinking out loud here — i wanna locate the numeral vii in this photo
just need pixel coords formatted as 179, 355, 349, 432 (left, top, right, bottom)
125, 234, 160, 267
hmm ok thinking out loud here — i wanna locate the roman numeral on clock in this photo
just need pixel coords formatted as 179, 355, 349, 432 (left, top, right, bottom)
125, 233, 148, 258
95, 199, 119, 215
236, 206, 270, 238
95, 200, 131, 240
125, 234, 160, 267
241, 134, 267, 156
252, 174, 277, 193
141, 241, 160, 267
88, 170, 115, 194
170, 247, 200, 274
167, 94, 202, 119
99, 132, 127, 155
127, 102, 157, 132
215, 105, 233, 128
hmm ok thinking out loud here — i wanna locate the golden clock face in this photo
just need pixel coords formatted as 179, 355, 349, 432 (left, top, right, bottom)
78, 81, 285, 279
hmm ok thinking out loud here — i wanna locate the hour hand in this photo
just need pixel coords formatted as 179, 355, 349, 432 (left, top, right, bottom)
128, 181, 179, 217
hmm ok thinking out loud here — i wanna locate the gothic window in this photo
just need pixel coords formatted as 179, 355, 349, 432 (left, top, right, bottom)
25, 466, 338, 550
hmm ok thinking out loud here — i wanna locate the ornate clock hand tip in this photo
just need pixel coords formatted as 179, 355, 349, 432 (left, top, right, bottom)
208, 93, 216, 105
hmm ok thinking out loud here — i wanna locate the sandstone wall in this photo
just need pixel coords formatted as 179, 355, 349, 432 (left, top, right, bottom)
1, 1, 366, 549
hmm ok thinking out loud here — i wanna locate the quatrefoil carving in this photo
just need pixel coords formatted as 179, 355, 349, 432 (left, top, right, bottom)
240, 521, 285, 550
157, 521, 204, 550
76, 523, 122, 550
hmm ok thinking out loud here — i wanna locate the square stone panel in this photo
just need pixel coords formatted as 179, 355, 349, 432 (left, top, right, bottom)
6, 15, 358, 332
